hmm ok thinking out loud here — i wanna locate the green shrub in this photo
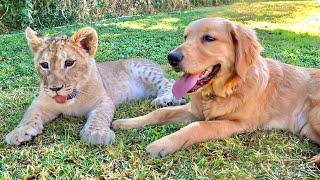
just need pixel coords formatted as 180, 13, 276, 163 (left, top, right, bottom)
0, 0, 234, 34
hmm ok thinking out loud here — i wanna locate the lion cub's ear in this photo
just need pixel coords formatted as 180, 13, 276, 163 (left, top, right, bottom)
70, 27, 98, 57
25, 27, 44, 54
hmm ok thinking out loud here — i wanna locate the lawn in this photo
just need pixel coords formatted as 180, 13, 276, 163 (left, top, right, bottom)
1, 1, 320, 178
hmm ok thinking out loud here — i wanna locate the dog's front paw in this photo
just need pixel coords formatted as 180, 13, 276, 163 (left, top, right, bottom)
112, 119, 136, 130
5, 124, 43, 145
146, 136, 183, 157
80, 128, 115, 145
152, 93, 186, 107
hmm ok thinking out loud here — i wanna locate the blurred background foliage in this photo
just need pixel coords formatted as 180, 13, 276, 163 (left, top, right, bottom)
0, 0, 236, 34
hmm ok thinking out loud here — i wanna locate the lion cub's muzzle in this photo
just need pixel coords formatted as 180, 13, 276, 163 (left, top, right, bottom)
47, 85, 78, 104
168, 51, 184, 72
49, 86, 63, 92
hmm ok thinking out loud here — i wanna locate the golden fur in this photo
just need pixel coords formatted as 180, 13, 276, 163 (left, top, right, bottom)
5, 27, 185, 146
112, 18, 320, 162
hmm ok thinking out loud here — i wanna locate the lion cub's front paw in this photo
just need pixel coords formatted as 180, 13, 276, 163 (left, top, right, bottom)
80, 128, 115, 145
146, 136, 183, 157
152, 93, 186, 107
5, 124, 42, 145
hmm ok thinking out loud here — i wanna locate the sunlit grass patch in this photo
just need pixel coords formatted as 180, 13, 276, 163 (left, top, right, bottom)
113, 17, 181, 30
211, 1, 320, 35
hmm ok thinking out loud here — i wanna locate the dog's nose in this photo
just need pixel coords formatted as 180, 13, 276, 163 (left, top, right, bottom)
168, 51, 183, 67
50, 86, 63, 92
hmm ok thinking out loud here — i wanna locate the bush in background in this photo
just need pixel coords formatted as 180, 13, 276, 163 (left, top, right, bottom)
0, 0, 234, 34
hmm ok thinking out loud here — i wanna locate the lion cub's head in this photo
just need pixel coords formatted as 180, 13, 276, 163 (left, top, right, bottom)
25, 27, 98, 104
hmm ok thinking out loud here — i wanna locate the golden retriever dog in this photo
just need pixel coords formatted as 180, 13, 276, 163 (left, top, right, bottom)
112, 18, 320, 162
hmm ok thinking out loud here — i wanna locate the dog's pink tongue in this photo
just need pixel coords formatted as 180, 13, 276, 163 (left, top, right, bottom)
53, 95, 67, 104
172, 73, 200, 98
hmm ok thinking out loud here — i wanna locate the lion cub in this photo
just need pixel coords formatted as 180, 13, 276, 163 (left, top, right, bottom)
5, 27, 185, 145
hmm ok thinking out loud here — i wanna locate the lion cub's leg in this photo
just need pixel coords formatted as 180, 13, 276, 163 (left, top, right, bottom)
80, 96, 116, 145
129, 59, 186, 106
5, 98, 59, 145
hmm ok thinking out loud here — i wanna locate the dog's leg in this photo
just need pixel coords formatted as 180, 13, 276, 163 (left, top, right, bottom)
112, 103, 195, 130
80, 96, 116, 145
5, 98, 59, 145
306, 103, 320, 163
128, 59, 186, 106
145, 119, 254, 157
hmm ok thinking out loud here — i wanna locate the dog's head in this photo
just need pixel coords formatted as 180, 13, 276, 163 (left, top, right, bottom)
169, 18, 261, 98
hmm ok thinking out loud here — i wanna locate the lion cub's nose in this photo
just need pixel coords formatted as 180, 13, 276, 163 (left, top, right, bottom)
50, 86, 63, 92
168, 51, 184, 67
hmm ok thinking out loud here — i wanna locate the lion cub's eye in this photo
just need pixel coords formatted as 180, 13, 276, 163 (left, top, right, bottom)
203, 35, 216, 42
40, 62, 49, 69
65, 59, 76, 68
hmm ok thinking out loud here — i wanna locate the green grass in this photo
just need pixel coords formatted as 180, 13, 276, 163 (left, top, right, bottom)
1, 1, 320, 178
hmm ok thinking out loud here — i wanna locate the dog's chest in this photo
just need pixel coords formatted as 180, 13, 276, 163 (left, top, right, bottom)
193, 94, 239, 121
191, 94, 220, 120
203, 101, 230, 121
201, 99, 216, 120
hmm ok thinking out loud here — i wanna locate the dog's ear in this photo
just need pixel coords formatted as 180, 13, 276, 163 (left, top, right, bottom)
231, 24, 261, 79
25, 27, 45, 54
70, 27, 98, 56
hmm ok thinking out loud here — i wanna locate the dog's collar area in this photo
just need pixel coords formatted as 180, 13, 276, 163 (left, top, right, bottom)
203, 93, 217, 100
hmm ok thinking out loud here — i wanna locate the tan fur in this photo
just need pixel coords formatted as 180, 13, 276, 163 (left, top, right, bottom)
5, 27, 185, 146
112, 18, 320, 162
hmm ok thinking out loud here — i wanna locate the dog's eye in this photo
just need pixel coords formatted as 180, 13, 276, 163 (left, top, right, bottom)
65, 59, 76, 68
203, 35, 216, 42
40, 62, 49, 69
